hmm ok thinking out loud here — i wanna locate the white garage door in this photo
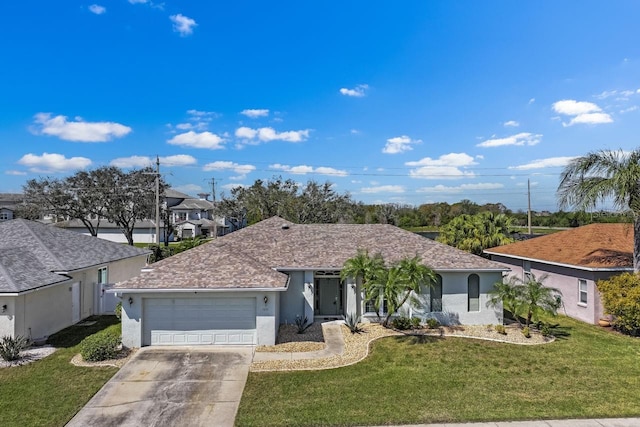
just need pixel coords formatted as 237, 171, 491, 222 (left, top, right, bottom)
143, 297, 256, 346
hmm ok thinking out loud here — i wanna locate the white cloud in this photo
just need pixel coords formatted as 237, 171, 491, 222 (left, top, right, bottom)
128, 0, 148, 3
111, 155, 200, 169
171, 184, 202, 195
18, 152, 92, 173
350, 129, 360, 135
240, 109, 269, 118
202, 161, 256, 179
417, 183, 504, 193
187, 109, 217, 119
528, 98, 536, 104
5, 170, 27, 176
235, 127, 309, 143
620, 106, 639, 114
110, 156, 152, 168
509, 156, 576, 170
31, 113, 131, 142
170, 14, 196, 36
221, 183, 247, 191
167, 131, 225, 149
503, 120, 519, 127
405, 153, 476, 180
161, 155, 197, 167
477, 132, 542, 148
89, 4, 106, 14
553, 100, 601, 116
382, 135, 422, 154
552, 99, 613, 126
360, 185, 405, 194
269, 164, 348, 177
339, 84, 369, 97
406, 152, 476, 167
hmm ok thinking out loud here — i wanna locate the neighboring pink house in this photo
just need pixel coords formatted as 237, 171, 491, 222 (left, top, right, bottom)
484, 223, 633, 325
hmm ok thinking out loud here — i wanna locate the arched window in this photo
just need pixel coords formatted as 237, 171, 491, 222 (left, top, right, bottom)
430, 274, 443, 312
468, 274, 480, 312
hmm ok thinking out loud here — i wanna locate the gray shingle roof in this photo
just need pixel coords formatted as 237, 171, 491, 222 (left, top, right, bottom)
115, 216, 506, 291
0, 219, 150, 293
170, 199, 214, 210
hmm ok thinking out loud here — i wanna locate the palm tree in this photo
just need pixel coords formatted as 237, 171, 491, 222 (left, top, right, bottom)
381, 256, 436, 326
558, 148, 640, 271
437, 211, 515, 255
487, 277, 523, 325
515, 274, 562, 327
342, 253, 436, 326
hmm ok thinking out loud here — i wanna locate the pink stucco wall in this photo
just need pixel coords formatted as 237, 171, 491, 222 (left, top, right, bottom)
490, 254, 620, 325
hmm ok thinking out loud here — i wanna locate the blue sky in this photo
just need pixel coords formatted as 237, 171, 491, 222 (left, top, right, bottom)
2, 1, 639, 211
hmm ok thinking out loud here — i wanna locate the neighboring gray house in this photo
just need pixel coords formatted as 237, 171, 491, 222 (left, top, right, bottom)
485, 223, 633, 325
0, 193, 24, 222
114, 216, 508, 347
0, 219, 150, 341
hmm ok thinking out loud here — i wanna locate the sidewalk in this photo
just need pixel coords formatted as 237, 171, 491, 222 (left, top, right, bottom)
363, 418, 640, 427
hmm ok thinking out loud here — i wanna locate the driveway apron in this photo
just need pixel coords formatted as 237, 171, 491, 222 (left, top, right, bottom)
66, 346, 254, 427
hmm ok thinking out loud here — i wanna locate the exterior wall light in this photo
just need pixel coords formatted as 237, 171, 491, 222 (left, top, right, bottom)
263, 296, 269, 304
128, 297, 134, 306
1, 304, 6, 313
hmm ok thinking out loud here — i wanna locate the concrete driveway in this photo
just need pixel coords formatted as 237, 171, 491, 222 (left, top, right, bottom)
66, 346, 254, 427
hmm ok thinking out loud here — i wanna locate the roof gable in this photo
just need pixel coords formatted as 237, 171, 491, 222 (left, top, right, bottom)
115, 216, 506, 291
485, 223, 633, 269
0, 219, 150, 293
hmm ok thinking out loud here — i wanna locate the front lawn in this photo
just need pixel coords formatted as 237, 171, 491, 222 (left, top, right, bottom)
0, 316, 120, 427
237, 317, 640, 426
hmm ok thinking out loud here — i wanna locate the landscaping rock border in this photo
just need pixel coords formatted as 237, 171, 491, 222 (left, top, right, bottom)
0, 345, 57, 368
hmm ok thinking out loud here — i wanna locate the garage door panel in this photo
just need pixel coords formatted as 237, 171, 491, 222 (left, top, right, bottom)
143, 297, 257, 346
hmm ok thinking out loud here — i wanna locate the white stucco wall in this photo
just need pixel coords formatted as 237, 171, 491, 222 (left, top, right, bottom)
0, 254, 148, 340
120, 291, 280, 348
0, 296, 16, 337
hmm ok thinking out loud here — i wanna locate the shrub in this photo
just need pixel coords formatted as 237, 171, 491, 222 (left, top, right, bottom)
494, 324, 506, 335
114, 301, 122, 320
80, 328, 121, 361
522, 326, 531, 338
345, 314, 364, 334
0, 335, 29, 361
597, 273, 640, 336
391, 316, 413, 330
426, 318, 440, 329
411, 317, 422, 329
295, 315, 311, 334
540, 323, 552, 337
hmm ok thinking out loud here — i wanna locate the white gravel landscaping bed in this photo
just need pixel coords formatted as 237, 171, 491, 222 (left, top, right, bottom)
0, 345, 57, 368
251, 322, 554, 372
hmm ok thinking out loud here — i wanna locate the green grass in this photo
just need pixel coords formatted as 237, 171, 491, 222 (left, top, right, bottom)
236, 317, 640, 426
0, 316, 120, 427
513, 226, 566, 235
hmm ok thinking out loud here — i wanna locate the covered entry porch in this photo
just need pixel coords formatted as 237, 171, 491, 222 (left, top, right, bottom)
313, 270, 346, 320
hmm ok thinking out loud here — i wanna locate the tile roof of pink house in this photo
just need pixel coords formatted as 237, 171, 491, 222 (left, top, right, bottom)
485, 223, 634, 269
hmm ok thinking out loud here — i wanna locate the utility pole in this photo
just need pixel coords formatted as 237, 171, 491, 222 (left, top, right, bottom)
155, 156, 160, 244
212, 179, 217, 238
527, 178, 532, 235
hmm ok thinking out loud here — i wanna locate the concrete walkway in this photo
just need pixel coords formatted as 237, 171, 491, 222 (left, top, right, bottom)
252, 320, 345, 362
363, 419, 640, 427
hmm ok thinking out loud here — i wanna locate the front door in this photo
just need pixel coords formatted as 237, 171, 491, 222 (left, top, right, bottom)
314, 278, 343, 316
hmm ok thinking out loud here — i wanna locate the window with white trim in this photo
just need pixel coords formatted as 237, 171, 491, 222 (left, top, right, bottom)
97, 267, 108, 284
364, 296, 388, 315
468, 274, 480, 312
430, 275, 443, 312
578, 279, 588, 305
